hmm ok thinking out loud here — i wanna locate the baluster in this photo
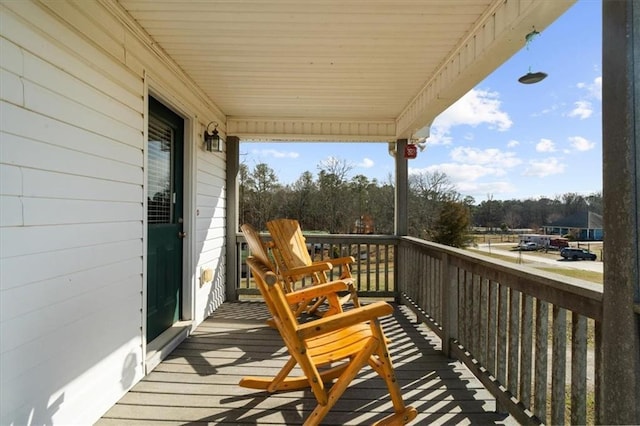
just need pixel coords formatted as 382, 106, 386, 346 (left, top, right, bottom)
486, 279, 498, 376
571, 313, 587, 425
496, 284, 508, 388
519, 294, 533, 407
534, 299, 549, 422
508, 289, 521, 394
551, 306, 567, 425
479, 277, 489, 370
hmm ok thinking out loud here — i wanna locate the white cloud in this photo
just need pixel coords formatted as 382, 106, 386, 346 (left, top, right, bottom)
523, 157, 566, 177
428, 88, 512, 145
536, 138, 556, 153
507, 140, 520, 148
577, 76, 602, 101
568, 100, 593, 119
411, 163, 507, 182
450, 147, 522, 168
253, 148, 299, 159
455, 181, 517, 196
569, 136, 595, 151
410, 163, 517, 196
357, 157, 375, 168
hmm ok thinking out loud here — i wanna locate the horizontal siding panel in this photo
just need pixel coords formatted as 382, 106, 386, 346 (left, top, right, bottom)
0, 288, 142, 425
197, 193, 224, 209
0, 68, 23, 105
40, 0, 126, 64
196, 181, 224, 199
0, 195, 23, 227
197, 208, 224, 223
62, 336, 144, 426
0, 37, 24, 75
1, 271, 141, 354
24, 54, 142, 129
22, 197, 142, 226
197, 163, 226, 184
22, 169, 142, 202
1, 256, 142, 321
0, 239, 142, 291
199, 240, 224, 258
195, 215, 224, 235
0, 165, 22, 196
0, 2, 141, 97
0, 221, 143, 258
1, 132, 143, 184
1, 101, 143, 162
24, 81, 141, 145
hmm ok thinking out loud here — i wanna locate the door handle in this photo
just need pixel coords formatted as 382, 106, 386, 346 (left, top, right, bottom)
178, 231, 187, 239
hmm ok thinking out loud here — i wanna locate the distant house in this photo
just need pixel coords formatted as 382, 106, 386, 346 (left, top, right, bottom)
353, 215, 375, 234
544, 211, 604, 241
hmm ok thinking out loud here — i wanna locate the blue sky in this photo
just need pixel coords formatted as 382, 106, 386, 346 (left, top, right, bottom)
241, 0, 602, 202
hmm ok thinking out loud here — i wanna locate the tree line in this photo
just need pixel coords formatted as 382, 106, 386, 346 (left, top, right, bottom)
239, 158, 602, 248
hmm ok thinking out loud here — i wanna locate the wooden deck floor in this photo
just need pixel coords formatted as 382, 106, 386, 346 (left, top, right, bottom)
98, 301, 518, 425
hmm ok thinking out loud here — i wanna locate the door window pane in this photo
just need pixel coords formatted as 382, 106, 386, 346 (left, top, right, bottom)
148, 115, 173, 224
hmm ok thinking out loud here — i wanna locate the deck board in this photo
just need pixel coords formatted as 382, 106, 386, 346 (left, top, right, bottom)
98, 301, 518, 425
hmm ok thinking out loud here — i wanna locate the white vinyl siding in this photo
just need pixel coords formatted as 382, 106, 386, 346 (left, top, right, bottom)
0, 0, 227, 424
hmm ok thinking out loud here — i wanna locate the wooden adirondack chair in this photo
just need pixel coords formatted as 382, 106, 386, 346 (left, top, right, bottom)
240, 255, 418, 426
241, 223, 345, 315
266, 218, 359, 315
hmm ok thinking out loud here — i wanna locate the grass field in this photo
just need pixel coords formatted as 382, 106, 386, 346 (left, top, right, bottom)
467, 246, 603, 285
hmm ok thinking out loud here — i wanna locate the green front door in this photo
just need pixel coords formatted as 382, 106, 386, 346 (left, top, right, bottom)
146, 96, 184, 343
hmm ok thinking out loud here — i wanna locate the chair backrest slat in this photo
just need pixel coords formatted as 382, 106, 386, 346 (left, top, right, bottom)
267, 218, 313, 269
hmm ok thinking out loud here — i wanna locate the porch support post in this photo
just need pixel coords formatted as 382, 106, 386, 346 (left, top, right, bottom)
600, 1, 640, 424
225, 136, 240, 302
395, 138, 409, 236
394, 139, 409, 304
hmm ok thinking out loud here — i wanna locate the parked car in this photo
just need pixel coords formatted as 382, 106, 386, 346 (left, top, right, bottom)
560, 247, 597, 261
517, 242, 539, 251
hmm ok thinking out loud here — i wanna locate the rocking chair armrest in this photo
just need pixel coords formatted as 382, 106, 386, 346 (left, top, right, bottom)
285, 280, 350, 304
296, 301, 393, 339
320, 256, 355, 266
281, 262, 333, 278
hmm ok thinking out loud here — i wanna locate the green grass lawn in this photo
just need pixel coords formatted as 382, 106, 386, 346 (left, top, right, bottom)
468, 248, 603, 284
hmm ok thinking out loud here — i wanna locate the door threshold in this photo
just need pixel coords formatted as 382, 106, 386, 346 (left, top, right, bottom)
146, 320, 192, 374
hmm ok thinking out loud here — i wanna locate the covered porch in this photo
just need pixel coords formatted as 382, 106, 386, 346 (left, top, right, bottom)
1, 1, 637, 424
99, 301, 517, 425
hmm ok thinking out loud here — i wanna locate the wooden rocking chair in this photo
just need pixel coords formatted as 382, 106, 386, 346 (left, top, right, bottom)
266, 218, 360, 316
240, 255, 417, 426
241, 223, 346, 316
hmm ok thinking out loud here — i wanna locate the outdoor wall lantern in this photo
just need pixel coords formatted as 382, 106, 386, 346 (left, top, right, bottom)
204, 121, 224, 152
518, 28, 547, 84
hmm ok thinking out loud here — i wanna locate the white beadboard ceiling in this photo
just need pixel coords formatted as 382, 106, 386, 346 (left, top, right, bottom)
115, 0, 575, 141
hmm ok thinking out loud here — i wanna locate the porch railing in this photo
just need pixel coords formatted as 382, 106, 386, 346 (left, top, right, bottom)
235, 233, 603, 425
236, 233, 397, 297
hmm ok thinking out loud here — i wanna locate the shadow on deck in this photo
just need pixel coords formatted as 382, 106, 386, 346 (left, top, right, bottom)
98, 301, 518, 425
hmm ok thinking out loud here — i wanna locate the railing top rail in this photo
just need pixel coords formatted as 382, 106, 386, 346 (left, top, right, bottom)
400, 236, 603, 321
237, 233, 399, 245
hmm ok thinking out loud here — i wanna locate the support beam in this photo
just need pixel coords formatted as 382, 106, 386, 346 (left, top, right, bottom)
395, 139, 409, 236
225, 136, 240, 301
600, 1, 640, 424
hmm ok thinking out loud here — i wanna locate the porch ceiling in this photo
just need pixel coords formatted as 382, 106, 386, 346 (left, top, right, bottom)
114, 0, 574, 141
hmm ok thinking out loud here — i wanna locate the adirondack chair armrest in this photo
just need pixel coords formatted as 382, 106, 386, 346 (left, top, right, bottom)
296, 301, 393, 339
285, 280, 350, 304
322, 256, 355, 266
281, 262, 333, 278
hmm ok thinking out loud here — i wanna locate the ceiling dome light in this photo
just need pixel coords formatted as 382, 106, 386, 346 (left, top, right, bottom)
518, 71, 548, 84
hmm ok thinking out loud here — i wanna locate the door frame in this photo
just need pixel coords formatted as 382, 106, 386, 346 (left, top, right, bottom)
142, 82, 197, 365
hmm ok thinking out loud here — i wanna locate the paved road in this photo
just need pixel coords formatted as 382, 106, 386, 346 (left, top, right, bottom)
476, 243, 603, 273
